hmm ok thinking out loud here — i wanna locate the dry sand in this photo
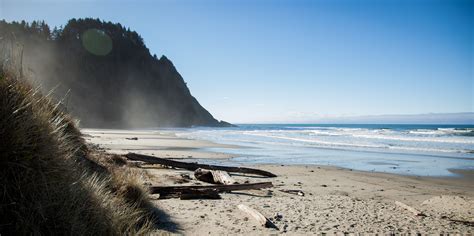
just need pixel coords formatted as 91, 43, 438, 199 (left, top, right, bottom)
82, 128, 235, 159
83, 129, 474, 234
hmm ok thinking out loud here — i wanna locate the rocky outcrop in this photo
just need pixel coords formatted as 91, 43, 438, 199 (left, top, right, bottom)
0, 18, 233, 128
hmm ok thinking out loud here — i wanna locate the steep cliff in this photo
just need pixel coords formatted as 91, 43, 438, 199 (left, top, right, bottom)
0, 18, 232, 128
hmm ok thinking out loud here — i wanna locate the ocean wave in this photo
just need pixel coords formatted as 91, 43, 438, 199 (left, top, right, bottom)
284, 126, 474, 137
244, 129, 474, 144
243, 132, 473, 154
245, 132, 387, 148
177, 125, 474, 156
351, 133, 474, 144
408, 128, 474, 136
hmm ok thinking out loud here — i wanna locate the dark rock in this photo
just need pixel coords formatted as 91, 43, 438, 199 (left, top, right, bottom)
275, 213, 283, 221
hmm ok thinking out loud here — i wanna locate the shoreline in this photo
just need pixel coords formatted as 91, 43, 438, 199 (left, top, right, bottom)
83, 128, 474, 234
81, 128, 474, 183
82, 128, 474, 180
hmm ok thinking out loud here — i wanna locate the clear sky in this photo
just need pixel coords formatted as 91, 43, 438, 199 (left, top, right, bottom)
1, 0, 473, 123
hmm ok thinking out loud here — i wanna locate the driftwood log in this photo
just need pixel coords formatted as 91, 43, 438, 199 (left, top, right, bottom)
237, 204, 278, 229
194, 168, 214, 183
125, 152, 277, 177
149, 182, 273, 195
158, 189, 221, 200
194, 168, 236, 185
279, 189, 304, 196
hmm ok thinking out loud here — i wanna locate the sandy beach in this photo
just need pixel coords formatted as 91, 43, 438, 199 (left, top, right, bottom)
3, 5, 472, 235
83, 129, 474, 234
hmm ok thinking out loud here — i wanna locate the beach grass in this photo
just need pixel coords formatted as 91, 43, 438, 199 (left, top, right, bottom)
0, 66, 156, 234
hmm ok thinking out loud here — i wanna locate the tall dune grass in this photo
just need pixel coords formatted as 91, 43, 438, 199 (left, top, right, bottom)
0, 66, 156, 234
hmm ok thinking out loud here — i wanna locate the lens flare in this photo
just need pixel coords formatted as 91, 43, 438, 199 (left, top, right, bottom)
81, 29, 112, 56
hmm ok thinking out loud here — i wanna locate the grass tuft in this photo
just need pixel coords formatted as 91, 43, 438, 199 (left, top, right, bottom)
0, 66, 156, 234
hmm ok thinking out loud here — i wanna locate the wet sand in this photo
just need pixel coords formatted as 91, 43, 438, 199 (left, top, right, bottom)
83, 129, 474, 234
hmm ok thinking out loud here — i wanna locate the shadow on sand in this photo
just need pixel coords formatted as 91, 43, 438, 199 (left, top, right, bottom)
150, 205, 182, 233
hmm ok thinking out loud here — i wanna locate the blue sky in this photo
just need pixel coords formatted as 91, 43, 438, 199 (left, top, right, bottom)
1, 0, 473, 123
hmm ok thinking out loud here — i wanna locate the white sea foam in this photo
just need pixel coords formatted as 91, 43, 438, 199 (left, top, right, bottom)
173, 125, 474, 176
351, 133, 473, 144
244, 131, 471, 153
176, 125, 474, 156
242, 128, 474, 145
244, 132, 387, 149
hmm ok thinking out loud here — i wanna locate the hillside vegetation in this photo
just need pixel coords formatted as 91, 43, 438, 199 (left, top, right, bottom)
0, 18, 231, 128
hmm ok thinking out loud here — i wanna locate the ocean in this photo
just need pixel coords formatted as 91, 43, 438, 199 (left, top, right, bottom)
173, 124, 474, 177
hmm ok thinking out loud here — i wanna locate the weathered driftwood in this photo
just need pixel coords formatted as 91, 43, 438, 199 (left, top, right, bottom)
279, 189, 304, 196
194, 168, 214, 183
211, 170, 235, 185
149, 182, 273, 195
125, 152, 277, 177
158, 189, 221, 200
395, 201, 426, 216
194, 168, 235, 185
180, 191, 221, 200
237, 204, 278, 229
